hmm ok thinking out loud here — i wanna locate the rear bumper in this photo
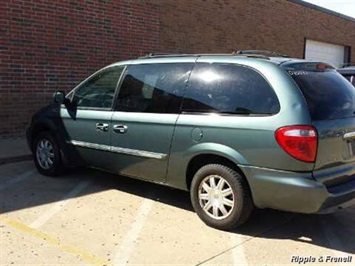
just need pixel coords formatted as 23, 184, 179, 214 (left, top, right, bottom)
319, 179, 355, 213
240, 165, 355, 213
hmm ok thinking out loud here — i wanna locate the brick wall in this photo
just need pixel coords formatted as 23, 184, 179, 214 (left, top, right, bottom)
0, 0, 159, 138
1, 0, 355, 138
159, 0, 355, 60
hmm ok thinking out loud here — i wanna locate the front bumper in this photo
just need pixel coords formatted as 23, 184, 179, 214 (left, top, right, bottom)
26, 126, 33, 153
240, 165, 355, 213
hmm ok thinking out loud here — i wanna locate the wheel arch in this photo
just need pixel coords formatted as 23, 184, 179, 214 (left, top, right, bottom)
185, 153, 249, 191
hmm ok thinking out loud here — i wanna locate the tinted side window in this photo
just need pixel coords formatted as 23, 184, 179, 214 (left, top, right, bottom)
116, 63, 193, 113
182, 63, 280, 115
73, 66, 124, 109
289, 70, 355, 120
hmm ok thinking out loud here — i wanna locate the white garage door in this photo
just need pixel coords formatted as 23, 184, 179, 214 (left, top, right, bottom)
305, 39, 345, 68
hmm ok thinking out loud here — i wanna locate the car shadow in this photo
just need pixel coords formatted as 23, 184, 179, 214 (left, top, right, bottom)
77, 167, 194, 212
234, 209, 355, 255
81, 167, 355, 255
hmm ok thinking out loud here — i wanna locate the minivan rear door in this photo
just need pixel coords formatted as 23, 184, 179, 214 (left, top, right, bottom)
285, 63, 355, 183
109, 61, 195, 182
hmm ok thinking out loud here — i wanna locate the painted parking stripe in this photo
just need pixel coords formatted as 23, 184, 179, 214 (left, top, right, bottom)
231, 234, 248, 266
30, 180, 91, 228
0, 169, 36, 191
0, 216, 112, 266
112, 198, 153, 266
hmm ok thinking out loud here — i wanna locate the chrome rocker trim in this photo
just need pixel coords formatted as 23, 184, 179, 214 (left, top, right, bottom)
68, 140, 167, 160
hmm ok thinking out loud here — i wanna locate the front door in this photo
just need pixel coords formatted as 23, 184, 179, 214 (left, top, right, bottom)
61, 65, 125, 169
109, 62, 195, 182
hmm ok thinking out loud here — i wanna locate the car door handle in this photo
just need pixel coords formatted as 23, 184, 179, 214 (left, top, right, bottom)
113, 124, 128, 134
96, 123, 109, 132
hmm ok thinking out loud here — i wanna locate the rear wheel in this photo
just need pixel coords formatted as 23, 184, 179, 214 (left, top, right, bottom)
33, 131, 63, 176
190, 164, 254, 230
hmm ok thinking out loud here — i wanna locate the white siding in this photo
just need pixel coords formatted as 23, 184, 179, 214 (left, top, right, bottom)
305, 39, 345, 68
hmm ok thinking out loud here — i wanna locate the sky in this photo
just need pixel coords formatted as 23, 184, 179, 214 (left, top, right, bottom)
302, 0, 355, 18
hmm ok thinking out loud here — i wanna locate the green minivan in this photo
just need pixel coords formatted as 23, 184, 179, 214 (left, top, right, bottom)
27, 52, 355, 230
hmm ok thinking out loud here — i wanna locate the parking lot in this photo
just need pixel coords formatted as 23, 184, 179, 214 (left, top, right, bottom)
1, 160, 354, 265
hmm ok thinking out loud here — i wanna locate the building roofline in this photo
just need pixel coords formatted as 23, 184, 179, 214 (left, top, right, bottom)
288, 0, 355, 22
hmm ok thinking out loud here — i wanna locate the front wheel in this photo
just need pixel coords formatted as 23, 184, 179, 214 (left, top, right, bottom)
190, 164, 254, 230
33, 131, 63, 176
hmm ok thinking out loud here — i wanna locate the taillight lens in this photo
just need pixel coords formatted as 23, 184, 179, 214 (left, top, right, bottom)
275, 126, 317, 163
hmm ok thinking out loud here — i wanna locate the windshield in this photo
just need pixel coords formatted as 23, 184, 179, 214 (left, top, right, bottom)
288, 70, 355, 120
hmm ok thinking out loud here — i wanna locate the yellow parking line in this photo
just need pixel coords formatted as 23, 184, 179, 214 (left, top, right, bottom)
0, 215, 113, 266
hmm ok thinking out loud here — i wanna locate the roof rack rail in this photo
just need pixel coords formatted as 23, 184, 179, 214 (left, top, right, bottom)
139, 53, 192, 59
340, 62, 355, 68
138, 51, 289, 59
233, 50, 289, 58
140, 52, 242, 59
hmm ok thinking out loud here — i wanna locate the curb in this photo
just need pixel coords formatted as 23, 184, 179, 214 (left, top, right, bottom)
0, 154, 33, 166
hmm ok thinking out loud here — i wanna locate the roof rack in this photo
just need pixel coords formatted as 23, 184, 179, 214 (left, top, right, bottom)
340, 62, 355, 68
138, 51, 289, 59
233, 50, 289, 58
139, 53, 193, 59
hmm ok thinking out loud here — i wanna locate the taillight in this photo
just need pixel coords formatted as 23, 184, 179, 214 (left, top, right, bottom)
316, 63, 331, 70
275, 126, 317, 163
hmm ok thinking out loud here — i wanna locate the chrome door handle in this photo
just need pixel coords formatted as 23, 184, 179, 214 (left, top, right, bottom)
96, 123, 109, 132
113, 124, 128, 134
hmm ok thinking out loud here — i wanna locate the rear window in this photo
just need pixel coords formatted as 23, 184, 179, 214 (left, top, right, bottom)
289, 70, 355, 120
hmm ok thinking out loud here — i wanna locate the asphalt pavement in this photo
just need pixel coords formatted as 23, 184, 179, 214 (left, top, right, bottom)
0, 138, 32, 165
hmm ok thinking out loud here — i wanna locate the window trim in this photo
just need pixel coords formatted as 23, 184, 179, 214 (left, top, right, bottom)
181, 111, 275, 117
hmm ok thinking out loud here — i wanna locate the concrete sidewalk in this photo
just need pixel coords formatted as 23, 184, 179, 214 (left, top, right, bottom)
0, 138, 32, 165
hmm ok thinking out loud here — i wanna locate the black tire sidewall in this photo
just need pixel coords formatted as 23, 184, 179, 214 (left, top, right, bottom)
190, 164, 253, 230
33, 132, 62, 176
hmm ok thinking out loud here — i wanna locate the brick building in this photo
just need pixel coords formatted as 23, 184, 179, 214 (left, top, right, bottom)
1, 0, 355, 138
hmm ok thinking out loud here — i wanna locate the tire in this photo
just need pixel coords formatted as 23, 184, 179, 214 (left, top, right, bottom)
190, 164, 254, 230
33, 131, 63, 176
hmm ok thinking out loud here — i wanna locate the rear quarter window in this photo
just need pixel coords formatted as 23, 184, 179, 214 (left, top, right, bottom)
182, 63, 280, 115
289, 70, 355, 120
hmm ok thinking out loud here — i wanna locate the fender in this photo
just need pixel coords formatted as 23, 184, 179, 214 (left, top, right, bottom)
166, 142, 248, 190
27, 105, 83, 167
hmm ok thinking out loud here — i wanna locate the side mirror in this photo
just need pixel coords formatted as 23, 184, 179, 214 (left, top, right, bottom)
53, 91, 65, 104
